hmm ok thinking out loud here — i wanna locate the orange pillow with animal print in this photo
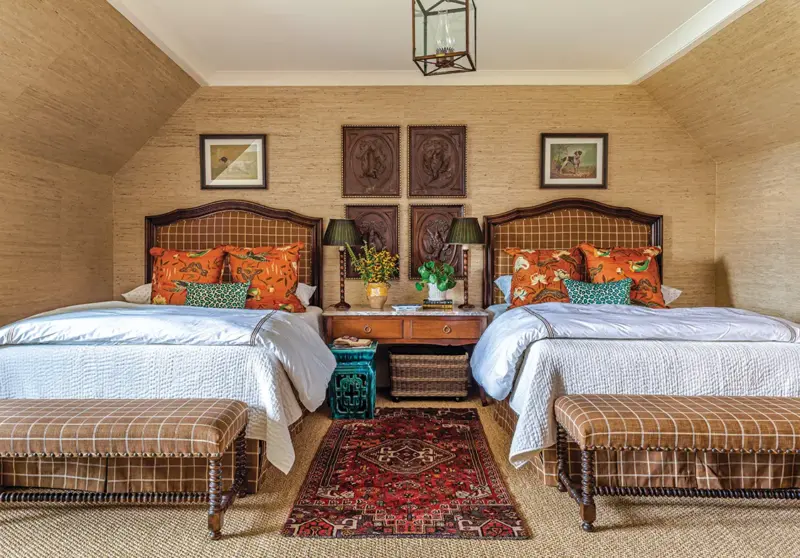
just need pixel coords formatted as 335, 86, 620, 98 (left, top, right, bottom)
149, 247, 226, 305
578, 243, 665, 308
224, 242, 306, 313
504, 248, 583, 307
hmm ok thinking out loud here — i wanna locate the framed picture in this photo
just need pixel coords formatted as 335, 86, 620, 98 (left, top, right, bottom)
540, 133, 608, 189
342, 126, 400, 197
408, 125, 467, 197
200, 134, 267, 189
409, 204, 464, 279
344, 205, 400, 279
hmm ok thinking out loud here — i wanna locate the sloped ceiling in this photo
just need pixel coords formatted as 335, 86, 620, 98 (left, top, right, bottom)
641, 0, 800, 161
0, 0, 198, 175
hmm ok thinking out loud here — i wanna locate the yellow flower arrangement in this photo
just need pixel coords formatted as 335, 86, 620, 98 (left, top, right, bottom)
346, 243, 399, 285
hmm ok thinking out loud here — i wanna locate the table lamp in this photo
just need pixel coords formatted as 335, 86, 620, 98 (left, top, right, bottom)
446, 217, 484, 309
323, 219, 362, 310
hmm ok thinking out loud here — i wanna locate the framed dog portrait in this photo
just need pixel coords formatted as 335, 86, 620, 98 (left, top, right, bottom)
540, 133, 608, 189
342, 126, 401, 197
200, 134, 267, 189
344, 204, 399, 279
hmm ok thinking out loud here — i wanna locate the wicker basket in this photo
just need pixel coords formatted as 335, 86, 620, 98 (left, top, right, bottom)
389, 350, 470, 400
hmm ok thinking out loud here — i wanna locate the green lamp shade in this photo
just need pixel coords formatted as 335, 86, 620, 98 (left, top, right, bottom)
446, 217, 484, 245
324, 219, 361, 246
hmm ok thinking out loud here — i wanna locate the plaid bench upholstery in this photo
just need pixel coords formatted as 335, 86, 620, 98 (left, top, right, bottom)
553, 394, 800, 532
0, 398, 249, 540
555, 394, 800, 453
0, 399, 248, 458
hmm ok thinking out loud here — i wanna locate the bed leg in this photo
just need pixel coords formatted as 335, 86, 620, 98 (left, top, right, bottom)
580, 449, 596, 532
479, 387, 489, 407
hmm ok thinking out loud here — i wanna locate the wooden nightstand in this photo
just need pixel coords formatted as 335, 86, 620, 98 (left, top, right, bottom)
323, 305, 489, 402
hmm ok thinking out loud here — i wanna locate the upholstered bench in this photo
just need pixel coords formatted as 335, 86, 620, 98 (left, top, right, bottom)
0, 399, 248, 540
554, 394, 800, 532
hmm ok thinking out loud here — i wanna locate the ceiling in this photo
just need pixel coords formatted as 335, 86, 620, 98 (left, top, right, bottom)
108, 0, 763, 86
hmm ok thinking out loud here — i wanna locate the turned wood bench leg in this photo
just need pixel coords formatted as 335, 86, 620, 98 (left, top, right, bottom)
580, 449, 596, 532
556, 425, 568, 493
235, 429, 248, 499
207, 457, 223, 540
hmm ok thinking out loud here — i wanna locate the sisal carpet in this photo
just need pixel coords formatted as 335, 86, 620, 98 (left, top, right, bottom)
283, 408, 526, 538
0, 397, 798, 557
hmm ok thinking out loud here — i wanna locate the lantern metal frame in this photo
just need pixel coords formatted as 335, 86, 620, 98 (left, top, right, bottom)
412, 0, 477, 76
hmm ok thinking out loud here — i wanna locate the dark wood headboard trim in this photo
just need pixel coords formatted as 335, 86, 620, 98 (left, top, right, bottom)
145, 200, 324, 307
482, 198, 663, 308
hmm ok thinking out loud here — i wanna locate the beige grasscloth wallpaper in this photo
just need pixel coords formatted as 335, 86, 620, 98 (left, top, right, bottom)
642, 0, 800, 321
0, 0, 197, 325
113, 86, 717, 308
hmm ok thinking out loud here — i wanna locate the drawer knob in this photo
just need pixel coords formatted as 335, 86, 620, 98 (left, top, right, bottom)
363, 325, 372, 334
442, 325, 452, 334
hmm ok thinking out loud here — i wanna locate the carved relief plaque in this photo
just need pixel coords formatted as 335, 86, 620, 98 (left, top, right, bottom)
409, 205, 464, 279
345, 205, 400, 279
342, 126, 400, 197
408, 126, 466, 197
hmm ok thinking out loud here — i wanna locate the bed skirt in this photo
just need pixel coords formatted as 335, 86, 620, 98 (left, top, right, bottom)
492, 398, 800, 490
0, 416, 305, 495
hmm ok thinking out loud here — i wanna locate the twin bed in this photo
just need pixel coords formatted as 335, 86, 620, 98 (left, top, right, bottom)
1, 198, 799, 496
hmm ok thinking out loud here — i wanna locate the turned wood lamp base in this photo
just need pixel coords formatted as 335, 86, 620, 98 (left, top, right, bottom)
335, 247, 351, 311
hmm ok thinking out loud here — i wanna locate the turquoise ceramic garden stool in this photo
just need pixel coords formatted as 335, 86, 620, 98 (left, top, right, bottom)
328, 342, 377, 419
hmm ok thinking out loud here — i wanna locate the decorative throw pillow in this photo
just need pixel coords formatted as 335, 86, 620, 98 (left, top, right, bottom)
661, 285, 682, 306
225, 242, 306, 313
578, 243, 666, 308
184, 282, 250, 309
565, 278, 632, 305
122, 283, 152, 304
296, 283, 318, 307
149, 247, 226, 305
504, 247, 583, 308
494, 275, 513, 304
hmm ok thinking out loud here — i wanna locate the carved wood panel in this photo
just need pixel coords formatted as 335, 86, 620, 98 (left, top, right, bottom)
409, 205, 464, 279
408, 126, 467, 197
345, 205, 400, 279
342, 126, 400, 197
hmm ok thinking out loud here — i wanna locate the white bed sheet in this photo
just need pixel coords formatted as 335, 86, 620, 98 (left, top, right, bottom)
0, 302, 335, 474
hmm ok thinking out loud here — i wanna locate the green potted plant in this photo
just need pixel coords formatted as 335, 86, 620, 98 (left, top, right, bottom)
347, 243, 399, 309
415, 261, 456, 301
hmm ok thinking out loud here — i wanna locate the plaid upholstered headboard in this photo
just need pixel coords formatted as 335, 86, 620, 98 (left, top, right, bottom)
482, 198, 663, 307
145, 200, 324, 307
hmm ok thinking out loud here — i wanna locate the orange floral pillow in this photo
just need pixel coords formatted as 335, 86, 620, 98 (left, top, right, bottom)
225, 243, 306, 313
149, 247, 226, 305
504, 248, 583, 307
578, 243, 665, 308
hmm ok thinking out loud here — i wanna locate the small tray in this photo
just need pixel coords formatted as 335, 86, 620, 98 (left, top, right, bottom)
392, 305, 421, 312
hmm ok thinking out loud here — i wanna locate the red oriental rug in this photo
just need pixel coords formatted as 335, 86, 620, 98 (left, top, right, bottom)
282, 408, 528, 539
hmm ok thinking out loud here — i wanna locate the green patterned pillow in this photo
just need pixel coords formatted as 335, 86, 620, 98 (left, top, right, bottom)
184, 282, 250, 309
564, 278, 632, 305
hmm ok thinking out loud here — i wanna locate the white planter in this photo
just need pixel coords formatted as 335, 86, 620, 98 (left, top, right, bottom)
426, 283, 451, 301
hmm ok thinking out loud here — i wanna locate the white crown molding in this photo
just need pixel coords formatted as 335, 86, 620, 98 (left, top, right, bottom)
209, 70, 632, 87
626, 0, 765, 83
107, 0, 209, 85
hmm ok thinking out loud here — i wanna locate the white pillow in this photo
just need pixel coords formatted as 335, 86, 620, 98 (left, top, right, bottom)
121, 283, 152, 304
494, 275, 513, 304
661, 285, 682, 306
296, 283, 317, 307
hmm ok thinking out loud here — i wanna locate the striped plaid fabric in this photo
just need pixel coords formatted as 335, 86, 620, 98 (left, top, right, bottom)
490, 208, 652, 304
555, 394, 800, 452
155, 210, 314, 285
0, 399, 247, 458
492, 397, 800, 490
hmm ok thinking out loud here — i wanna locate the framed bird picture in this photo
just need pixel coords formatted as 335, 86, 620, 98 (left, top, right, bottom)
409, 204, 465, 279
342, 126, 401, 197
200, 134, 267, 189
408, 125, 467, 197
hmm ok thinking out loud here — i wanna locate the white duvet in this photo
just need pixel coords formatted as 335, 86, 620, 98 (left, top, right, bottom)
0, 303, 336, 473
471, 303, 800, 466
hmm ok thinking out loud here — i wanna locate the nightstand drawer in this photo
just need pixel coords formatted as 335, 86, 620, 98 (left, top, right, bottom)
409, 318, 482, 340
331, 318, 403, 340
